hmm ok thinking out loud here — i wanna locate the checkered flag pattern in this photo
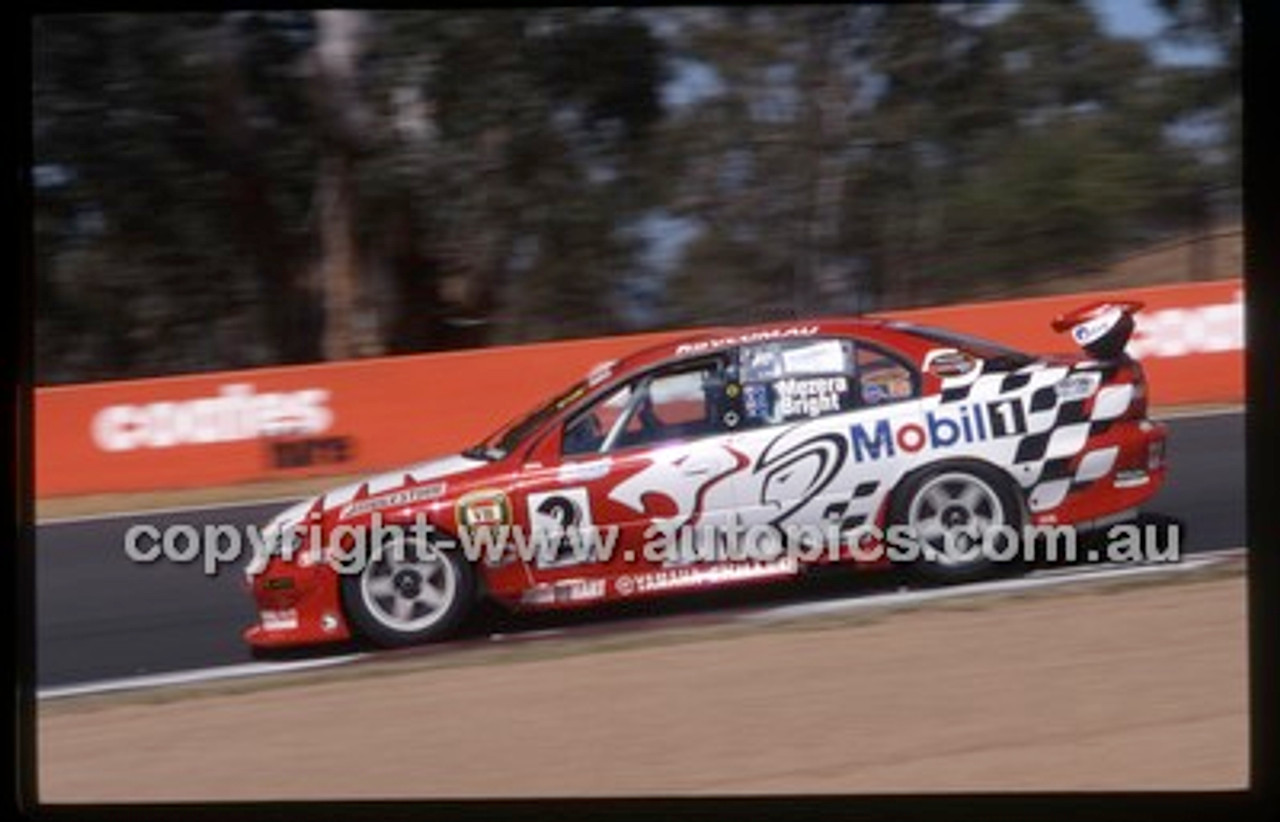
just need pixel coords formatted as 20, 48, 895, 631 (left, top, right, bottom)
938, 361, 1136, 512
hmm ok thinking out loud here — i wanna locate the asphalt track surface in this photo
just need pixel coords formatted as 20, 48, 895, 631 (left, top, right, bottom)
35, 412, 1246, 689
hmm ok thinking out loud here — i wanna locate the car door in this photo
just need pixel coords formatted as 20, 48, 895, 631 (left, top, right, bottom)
727, 336, 922, 549
517, 353, 744, 587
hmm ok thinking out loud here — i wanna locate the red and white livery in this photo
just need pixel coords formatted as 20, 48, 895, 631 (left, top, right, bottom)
245, 304, 1167, 649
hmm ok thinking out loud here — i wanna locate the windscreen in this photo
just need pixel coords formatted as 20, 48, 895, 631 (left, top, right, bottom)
469, 379, 591, 459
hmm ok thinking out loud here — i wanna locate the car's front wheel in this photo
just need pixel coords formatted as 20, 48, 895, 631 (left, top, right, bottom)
340, 534, 475, 648
889, 461, 1024, 584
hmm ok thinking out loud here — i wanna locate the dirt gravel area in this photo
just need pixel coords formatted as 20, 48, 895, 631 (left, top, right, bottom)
38, 574, 1248, 801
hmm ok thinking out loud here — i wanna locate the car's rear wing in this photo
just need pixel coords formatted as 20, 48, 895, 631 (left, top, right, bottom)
1051, 300, 1144, 359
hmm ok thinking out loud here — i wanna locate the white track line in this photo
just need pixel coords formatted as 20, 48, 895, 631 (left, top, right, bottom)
744, 548, 1244, 625
37, 494, 308, 527
37, 654, 366, 701
36, 407, 1244, 526
1152, 404, 1244, 421
38, 548, 1244, 702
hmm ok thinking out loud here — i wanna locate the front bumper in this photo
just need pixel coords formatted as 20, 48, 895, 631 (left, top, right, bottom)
243, 556, 352, 648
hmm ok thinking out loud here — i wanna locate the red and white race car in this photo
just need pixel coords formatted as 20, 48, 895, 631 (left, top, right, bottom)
245, 302, 1167, 649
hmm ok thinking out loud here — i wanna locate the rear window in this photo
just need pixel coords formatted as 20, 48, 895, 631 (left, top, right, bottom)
890, 322, 1035, 366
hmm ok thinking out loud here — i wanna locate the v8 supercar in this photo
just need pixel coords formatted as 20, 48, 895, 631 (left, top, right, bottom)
245, 302, 1167, 649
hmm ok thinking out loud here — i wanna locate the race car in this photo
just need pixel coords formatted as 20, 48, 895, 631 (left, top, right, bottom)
245, 301, 1167, 649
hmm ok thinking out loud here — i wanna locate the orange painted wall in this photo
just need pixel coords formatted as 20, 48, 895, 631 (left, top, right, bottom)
35, 280, 1242, 497
882, 280, 1243, 408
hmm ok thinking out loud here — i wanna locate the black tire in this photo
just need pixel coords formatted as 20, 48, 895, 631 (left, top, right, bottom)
888, 460, 1025, 584
340, 533, 475, 648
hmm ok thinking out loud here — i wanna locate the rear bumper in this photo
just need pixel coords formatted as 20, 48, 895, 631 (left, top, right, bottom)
1029, 418, 1168, 526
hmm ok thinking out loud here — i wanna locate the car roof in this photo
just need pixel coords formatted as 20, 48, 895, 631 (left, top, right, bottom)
607, 316, 906, 378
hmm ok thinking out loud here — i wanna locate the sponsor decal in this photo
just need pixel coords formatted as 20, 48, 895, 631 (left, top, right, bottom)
614, 558, 799, 596
527, 487, 596, 567
557, 578, 606, 603
529, 488, 593, 532
554, 384, 588, 412
1070, 308, 1124, 347
588, 359, 617, 387
775, 376, 848, 419
557, 459, 611, 483
269, 436, 353, 469
675, 325, 820, 356
744, 383, 770, 419
1054, 372, 1101, 401
863, 369, 913, 399
779, 339, 848, 375
523, 587, 555, 606
522, 578, 607, 605
1128, 290, 1244, 359
260, 608, 299, 631
755, 430, 848, 526
92, 384, 333, 452
849, 400, 1027, 462
338, 482, 446, 520
456, 489, 513, 528
923, 348, 977, 378
742, 347, 785, 381
608, 444, 747, 530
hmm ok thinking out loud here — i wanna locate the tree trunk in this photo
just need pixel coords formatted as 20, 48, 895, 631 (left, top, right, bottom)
317, 152, 361, 359
312, 10, 377, 360
800, 10, 850, 317
209, 14, 320, 364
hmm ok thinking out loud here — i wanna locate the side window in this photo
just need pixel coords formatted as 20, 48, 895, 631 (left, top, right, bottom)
855, 343, 919, 407
613, 359, 728, 451
736, 338, 856, 426
562, 383, 635, 457
732, 337, 919, 426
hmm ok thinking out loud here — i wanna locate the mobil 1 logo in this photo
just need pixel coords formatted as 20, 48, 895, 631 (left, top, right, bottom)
849, 398, 1029, 462
986, 398, 1027, 437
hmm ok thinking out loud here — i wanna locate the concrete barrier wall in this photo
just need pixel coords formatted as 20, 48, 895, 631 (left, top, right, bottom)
35, 280, 1242, 497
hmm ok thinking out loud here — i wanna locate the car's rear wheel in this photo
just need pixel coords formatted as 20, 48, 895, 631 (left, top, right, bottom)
890, 461, 1024, 584
340, 534, 475, 648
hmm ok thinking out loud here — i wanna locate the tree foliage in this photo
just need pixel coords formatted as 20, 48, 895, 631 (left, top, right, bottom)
31, 4, 1240, 384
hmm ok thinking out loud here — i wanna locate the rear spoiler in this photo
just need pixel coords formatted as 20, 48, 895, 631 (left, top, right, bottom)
1051, 300, 1144, 359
